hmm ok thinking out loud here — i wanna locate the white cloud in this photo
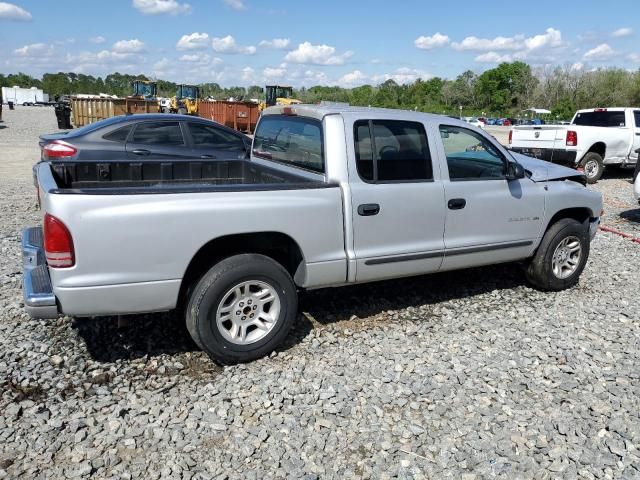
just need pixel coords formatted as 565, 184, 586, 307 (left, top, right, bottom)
372, 67, 432, 85
241, 66, 255, 82
222, 0, 246, 10
612, 27, 632, 38
89, 36, 106, 44
14, 43, 53, 57
132, 0, 191, 15
453, 28, 562, 53
154, 57, 171, 71
179, 53, 222, 65
112, 39, 145, 54
0, 2, 31, 21
524, 28, 562, 50
259, 38, 290, 50
263, 65, 287, 79
338, 70, 367, 87
474, 51, 523, 63
628, 53, 640, 64
414, 33, 450, 50
212, 35, 256, 54
583, 43, 616, 61
176, 32, 209, 50
285, 42, 353, 65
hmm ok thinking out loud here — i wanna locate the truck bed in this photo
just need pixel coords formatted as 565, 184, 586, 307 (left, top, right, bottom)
46, 159, 327, 194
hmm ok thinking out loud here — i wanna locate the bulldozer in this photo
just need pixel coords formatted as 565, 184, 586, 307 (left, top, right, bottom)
170, 84, 200, 115
260, 85, 301, 111
131, 80, 157, 100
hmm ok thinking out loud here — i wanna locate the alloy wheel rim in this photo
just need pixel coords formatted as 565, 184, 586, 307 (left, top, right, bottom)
215, 280, 281, 345
551, 236, 582, 279
584, 160, 598, 178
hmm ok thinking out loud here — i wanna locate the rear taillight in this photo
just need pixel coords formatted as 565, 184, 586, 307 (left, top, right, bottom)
44, 214, 75, 268
566, 130, 578, 146
43, 140, 77, 160
508, 129, 513, 145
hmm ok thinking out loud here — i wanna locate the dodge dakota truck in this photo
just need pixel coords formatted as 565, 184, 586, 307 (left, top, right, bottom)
24, 105, 603, 364
509, 108, 640, 183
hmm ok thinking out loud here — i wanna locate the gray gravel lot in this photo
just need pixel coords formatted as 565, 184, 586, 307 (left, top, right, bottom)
1, 107, 639, 479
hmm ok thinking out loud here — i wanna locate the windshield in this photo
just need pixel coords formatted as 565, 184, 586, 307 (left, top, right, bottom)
253, 115, 324, 173
134, 83, 155, 97
178, 86, 198, 99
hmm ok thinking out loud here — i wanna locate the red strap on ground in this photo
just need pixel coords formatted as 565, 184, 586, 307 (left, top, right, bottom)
599, 225, 640, 244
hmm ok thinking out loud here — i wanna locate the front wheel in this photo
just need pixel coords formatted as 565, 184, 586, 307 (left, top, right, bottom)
580, 152, 604, 184
525, 218, 590, 290
185, 254, 298, 364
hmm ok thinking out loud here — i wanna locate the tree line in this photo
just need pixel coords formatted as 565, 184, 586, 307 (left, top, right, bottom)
2, 62, 639, 119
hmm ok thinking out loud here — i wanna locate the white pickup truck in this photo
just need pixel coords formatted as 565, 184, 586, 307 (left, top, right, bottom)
510, 108, 640, 183
24, 105, 603, 364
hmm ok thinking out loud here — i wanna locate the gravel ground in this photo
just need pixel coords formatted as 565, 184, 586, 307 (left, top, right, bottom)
1, 107, 639, 479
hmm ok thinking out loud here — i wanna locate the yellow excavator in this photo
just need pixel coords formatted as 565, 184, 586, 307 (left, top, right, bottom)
131, 80, 157, 99
259, 85, 301, 111
170, 84, 200, 115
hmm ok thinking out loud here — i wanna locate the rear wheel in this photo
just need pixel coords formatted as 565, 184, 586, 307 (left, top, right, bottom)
525, 218, 590, 290
185, 254, 297, 364
580, 152, 604, 184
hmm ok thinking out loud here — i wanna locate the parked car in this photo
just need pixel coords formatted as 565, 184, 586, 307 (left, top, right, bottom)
24, 105, 602, 364
509, 108, 640, 183
464, 117, 485, 129
38, 114, 251, 162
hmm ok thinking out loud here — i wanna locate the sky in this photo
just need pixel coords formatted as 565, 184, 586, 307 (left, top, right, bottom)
1, 0, 640, 88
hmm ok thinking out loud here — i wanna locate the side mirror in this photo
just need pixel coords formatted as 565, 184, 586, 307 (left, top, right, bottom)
440, 130, 450, 139
506, 162, 526, 181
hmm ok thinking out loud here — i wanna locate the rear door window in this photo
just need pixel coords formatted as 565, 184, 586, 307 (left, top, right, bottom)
573, 111, 626, 127
188, 122, 245, 150
634, 111, 640, 127
131, 122, 185, 145
354, 120, 432, 182
253, 115, 324, 173
103, 126, 131, 143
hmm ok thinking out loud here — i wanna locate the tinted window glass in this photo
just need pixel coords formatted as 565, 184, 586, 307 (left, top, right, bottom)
634, 111, 640, 127
573, 111, 626, 127
354, 120, 432, 182
253, 116, 324, 173
189, 123, 244, 149
354, 122, 374, 180
103, 126, 131, 143
131, 122, 184, 145
439, 125, 505, 180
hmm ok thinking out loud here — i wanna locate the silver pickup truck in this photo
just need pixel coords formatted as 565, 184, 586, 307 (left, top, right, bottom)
24, 105, 603, 364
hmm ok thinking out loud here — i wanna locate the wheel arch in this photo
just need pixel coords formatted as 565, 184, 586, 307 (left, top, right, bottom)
178, 232, 306, 307
582, 142, 606, 160
544, 207, 593, 235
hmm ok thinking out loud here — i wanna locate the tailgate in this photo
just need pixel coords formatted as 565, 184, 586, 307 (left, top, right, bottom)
511, 125, 566, 150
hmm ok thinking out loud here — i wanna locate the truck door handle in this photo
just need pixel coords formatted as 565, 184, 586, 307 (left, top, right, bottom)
448, 198, 466, 210
200, 154, 216, 159
131, 149, 150, 156
358, 203, 380, 216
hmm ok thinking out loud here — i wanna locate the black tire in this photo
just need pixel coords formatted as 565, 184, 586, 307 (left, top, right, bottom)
185, 254, 297, 365
580, 152, 604, 184
525, 218, 590, 291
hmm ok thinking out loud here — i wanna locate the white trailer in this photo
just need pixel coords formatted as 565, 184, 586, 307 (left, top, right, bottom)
1, 86, 46, 105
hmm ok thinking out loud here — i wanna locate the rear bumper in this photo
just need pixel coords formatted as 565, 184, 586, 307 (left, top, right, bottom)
22, 227, 59, 319
510, 147, 578, 166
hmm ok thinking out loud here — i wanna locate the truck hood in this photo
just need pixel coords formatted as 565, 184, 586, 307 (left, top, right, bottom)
510, 152, 586, 184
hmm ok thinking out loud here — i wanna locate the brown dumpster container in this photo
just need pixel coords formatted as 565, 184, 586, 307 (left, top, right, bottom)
198, 100, 259, 134
70, 97, 159, 127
